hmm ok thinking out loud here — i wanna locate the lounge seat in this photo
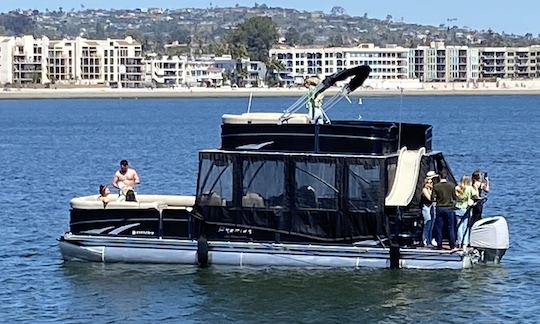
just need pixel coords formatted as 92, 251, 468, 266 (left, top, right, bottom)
242, 192, 265, 208
70, 194, 195, 210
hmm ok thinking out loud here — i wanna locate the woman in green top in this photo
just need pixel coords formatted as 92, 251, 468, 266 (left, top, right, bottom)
455, 176, 478, 247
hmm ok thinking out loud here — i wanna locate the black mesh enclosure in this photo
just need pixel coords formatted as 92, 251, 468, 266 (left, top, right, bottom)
195, 151, 388, 242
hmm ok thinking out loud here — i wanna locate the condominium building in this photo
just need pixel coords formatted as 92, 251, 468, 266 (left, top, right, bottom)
0, 35, 144, 87
143, 54, 267, 87
409, 42, 479, 82
185, 57, 224, 87
144, 55, 188, 87
214, 55, 268, 86
479, 46, 540, 80
2, 36, 50, 85
269, 43, 409, 81
48, 39, 76, 83
73, 36, 143, 88
0, 37, 15, 85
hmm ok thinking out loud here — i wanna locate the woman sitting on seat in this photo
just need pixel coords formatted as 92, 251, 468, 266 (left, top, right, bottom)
98, 184, 111, 206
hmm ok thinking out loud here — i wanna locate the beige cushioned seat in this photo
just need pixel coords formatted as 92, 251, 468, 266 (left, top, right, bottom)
70, 194, 195, 210
222, 113, 310, 124
242, 192, 265, 208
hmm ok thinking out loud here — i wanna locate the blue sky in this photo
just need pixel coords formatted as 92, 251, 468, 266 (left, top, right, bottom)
1, 0, 538, 35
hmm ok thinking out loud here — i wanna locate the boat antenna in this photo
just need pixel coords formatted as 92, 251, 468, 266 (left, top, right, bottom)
398, 87, 403, 151
247, 92, 253, 113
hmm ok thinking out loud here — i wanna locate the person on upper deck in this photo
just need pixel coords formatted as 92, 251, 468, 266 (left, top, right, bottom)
112, 160, 140, 195
304, 77, 324, 124
421, 171, 437, 247
432, 170, 457, 250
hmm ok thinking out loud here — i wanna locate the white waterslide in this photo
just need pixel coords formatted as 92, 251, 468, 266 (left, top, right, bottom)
385, 146, 426, 207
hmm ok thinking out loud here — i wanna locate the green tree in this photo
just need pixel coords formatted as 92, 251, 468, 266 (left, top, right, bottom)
95, 22, 106, 39
226, 16, 278, 62
265, 58, 285, 86
284, 27, 300, 46
299, 33, 315, 45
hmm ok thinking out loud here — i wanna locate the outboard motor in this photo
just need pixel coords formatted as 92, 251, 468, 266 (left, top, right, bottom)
469, 216, 509, 264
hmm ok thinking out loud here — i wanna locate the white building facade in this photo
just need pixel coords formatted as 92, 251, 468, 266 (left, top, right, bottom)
0, 35, 144, 87
270, 44, 409, 81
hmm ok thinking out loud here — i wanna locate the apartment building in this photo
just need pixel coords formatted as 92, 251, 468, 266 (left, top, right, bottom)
74, 36, 144, 88
214, 55, 267, 86
0, 35, 144, 87
479, 46, 540, 80
186, 56, 224, 87
48, 39, 76, 83
6, 36, 49, 85
270, 43, 409, 81
409, 42, 479, 82
144, 55, 188, 86
0, 37, 15, 85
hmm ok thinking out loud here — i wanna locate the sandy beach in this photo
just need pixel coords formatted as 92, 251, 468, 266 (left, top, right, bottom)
1, 82, 540, 99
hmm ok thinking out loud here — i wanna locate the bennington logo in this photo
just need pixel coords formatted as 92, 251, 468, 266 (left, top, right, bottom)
218, 226, 252, 235
132, 230, 154, 235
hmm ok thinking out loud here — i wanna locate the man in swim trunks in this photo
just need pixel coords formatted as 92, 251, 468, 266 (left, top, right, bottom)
112, 159, 140, 193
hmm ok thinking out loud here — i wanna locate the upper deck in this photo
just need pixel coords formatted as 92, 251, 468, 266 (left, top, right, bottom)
220, 113, 432, 155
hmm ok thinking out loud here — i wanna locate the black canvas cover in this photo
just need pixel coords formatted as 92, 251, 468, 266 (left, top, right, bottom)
194, 152, 388, 242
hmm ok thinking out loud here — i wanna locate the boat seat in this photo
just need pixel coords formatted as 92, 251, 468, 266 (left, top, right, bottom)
70, 194, 195, 209
71, 198, 167, 210
222, 113, 310, 124
296, 186, 318, 208
242, 192, 265, 208
136, 195, 195, 207
199, 192, 224, 206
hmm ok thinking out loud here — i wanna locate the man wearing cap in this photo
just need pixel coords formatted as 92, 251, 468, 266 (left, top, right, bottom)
432, 170, 457, 250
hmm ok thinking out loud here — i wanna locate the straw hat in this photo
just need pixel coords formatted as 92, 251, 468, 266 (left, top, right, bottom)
426, 171, 438, 179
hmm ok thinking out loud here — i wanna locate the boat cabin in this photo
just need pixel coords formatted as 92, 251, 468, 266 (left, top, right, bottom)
193, 114, 456, 245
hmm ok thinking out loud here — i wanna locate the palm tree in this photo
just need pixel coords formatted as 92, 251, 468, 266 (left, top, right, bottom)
265, 58, 285, 87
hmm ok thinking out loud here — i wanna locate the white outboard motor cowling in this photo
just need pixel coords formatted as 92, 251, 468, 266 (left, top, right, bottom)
469, 216, 509, 264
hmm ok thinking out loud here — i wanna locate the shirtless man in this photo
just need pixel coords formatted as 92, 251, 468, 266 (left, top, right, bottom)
112, 160, 140, 193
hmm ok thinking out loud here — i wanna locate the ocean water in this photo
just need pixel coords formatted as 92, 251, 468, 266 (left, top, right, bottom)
0, 95, 539, 322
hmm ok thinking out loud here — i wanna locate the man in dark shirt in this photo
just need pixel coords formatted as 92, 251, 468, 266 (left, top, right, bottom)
432, 170, 457, 249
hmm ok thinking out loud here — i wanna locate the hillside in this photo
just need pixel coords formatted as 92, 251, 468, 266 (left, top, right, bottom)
0, 5, 537, 53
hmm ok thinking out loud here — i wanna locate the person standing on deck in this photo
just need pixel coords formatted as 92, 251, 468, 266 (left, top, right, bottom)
112, 160, 140, 194
432, 170, 457, 250
304, 77, 324, 124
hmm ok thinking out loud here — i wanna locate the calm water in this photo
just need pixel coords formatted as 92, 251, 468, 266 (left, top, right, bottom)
1, 95, 539, 322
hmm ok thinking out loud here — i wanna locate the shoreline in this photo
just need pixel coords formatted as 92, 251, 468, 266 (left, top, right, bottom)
1, 86, 540, 99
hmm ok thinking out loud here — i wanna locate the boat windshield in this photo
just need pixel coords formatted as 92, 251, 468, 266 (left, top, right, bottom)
295, 161, 338, 210
348, 162, 381, 212
242, 159, 286, 208
197, 156, 233, 206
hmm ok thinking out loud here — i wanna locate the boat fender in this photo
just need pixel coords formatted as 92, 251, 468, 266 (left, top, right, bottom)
197, 236, 209, 267
390, 243, 400, 269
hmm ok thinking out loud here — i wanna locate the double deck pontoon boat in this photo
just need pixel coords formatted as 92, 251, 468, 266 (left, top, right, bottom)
59, 66, 509, 269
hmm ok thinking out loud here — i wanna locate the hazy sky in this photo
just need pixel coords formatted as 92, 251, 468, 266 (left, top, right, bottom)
1, 0, 538, 35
